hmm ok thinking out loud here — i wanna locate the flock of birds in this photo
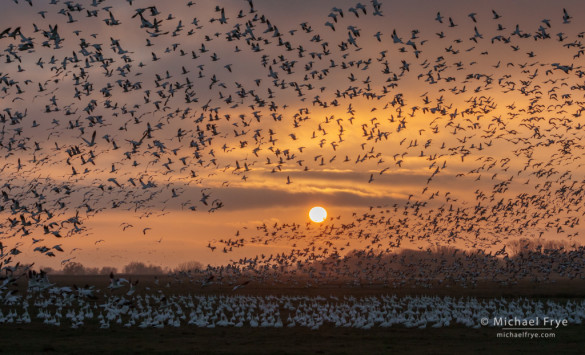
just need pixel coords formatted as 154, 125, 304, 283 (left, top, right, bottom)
0, 0, 585, 293
190, 242, 585, 288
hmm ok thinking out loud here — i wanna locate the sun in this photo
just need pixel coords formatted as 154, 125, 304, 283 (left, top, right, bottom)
309, 206, 327, 223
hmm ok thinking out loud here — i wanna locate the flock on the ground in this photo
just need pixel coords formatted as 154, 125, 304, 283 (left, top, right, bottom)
0, 271, 581, 329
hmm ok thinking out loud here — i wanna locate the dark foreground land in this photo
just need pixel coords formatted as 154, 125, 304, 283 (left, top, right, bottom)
1, 323, 584, 354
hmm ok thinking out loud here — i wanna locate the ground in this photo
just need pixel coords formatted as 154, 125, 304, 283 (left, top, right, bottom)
2, 323, 585, 354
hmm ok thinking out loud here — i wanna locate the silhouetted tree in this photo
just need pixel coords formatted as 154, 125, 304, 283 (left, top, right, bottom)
123, 261, 164, 275
41, 266, 55, 274
175, 260, 203, 272
100, 266, 118, 275
62, 262, 86, 275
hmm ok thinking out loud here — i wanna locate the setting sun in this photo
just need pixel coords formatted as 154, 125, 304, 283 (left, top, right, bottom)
309, 207, 327, 223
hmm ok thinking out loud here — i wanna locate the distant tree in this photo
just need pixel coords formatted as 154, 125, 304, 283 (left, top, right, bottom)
62, 262, 86, 275
507, 238, 534, 255
123, 261, 164, 275
507, 238, 578, 255
85, 267, 99, 274
41, 267, 55, 274
100, 266, 118, 275
543, 239, 573, 250
175, 261, 203, 272
430, 245, 458, 256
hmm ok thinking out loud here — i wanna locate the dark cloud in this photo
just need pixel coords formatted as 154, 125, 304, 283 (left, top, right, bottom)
211, 185, 405, 211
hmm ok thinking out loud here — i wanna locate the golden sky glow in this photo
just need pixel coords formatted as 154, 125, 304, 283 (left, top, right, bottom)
1, 0, 585, 270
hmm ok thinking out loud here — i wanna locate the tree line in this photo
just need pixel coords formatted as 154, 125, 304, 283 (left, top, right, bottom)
40, 260, 203, 275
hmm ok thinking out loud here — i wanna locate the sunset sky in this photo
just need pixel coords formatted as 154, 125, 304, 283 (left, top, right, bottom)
1, 0, 585, 270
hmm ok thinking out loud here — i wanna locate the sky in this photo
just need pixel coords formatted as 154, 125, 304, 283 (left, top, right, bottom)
1, 0, 585, 270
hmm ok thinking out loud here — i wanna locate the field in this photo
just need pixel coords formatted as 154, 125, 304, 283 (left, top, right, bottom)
2, 322, 585, 354
1, 275, 584, 354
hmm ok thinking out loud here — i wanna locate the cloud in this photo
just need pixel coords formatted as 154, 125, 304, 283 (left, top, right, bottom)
210, 185, 406, 211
